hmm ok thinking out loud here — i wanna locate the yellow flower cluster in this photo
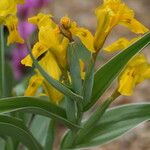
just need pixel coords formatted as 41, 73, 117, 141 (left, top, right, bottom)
21, 13, 68, 104
0, 0, 24, 45
21, 0, 149, 103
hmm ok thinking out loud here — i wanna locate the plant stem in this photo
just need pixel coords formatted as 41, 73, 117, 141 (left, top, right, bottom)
44, 119, 56, 150
74, 91, 120, 145
0, 26, 6, 98
75, 98, 113, 144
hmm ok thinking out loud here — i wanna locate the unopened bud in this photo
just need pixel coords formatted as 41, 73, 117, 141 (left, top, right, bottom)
60, 16, 71, 29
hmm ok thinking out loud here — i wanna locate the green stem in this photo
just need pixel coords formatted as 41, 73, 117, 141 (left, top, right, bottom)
0, 26, 6, 98
74, 91, 120, 145
44, 119, 56, 150
76, 101, 83, 124
75, 98, 113, 144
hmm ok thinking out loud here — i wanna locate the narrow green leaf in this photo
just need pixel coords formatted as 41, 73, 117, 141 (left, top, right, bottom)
75, 41, 92, 66
5, 63, 15, 97
84, 32, 150, 111
0, 115, 42, 150
82, 60, 94, 107
30, 115, 50, 146
4, 137, 17, 150
27, 44, 82, 102
44, 119, 55, 150
64, 97, 76, 123
68, 42, 82, 95
74, 103, 150, 149
0, 138, 5, 150
0, 96, 80, 129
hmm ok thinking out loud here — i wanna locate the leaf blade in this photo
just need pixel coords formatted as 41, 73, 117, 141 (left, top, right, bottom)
0, 115, 42, 150
0, 96, 80, 129
74, 103, 150, 149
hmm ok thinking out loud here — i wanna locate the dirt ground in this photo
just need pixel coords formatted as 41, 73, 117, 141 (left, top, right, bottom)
44, 0, 150, 149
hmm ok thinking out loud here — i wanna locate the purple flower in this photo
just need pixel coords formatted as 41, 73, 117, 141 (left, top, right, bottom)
18, 0, 49, 18
12, 45, 28, 79
18, 21, 35, 40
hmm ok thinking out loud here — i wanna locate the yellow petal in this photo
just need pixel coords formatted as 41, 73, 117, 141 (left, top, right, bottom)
39, 51, 62, 80
21, 42, 48, 67
14, 0, 25, 4
5, 15, 24, 45
71, 27, 95, 52
0, 0, 17, 17
142, 67, 150, 79
118, 68, 137, 96
79, 59, 85, 80
128, 54, 147, 67
39, 51, 63, 103
53, 37, 69, 69
39, 26, 60, 48
21, 55, 33, 67
120, 19, 149, 34
24, 74, 43, 96
118, 54, 150, 96
28, 13, 56, 29
104, 38, 130, 52
104, 37, 138, 52
43, 82, 63, 104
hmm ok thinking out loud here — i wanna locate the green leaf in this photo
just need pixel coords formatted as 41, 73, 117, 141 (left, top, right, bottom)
5, 63, 15, 97
44, 119, 55, 150
75, 41, 92, 66
74, 103, 150, 149
63, 97, 76, 123
27, 44, 82, 102
0, 96, 80, 129
84, 32, 150, 111
30, 115, 50, 146
0, 115, 42, 150
0, 138, 5, 150
68, 42, 82, 95
82, 60, 94, 107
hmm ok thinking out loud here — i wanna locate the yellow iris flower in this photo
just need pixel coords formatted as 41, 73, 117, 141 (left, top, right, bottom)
118, 54, 150, 96
104, 37, 150, 96
59, 0, 148, 54
94, 0, 148, 51
22, 13, 69, 103
0, 0, 24, 44
22, 13, 69, 69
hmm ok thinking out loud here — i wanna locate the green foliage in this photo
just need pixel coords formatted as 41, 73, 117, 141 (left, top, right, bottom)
0, 115, 42, 150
